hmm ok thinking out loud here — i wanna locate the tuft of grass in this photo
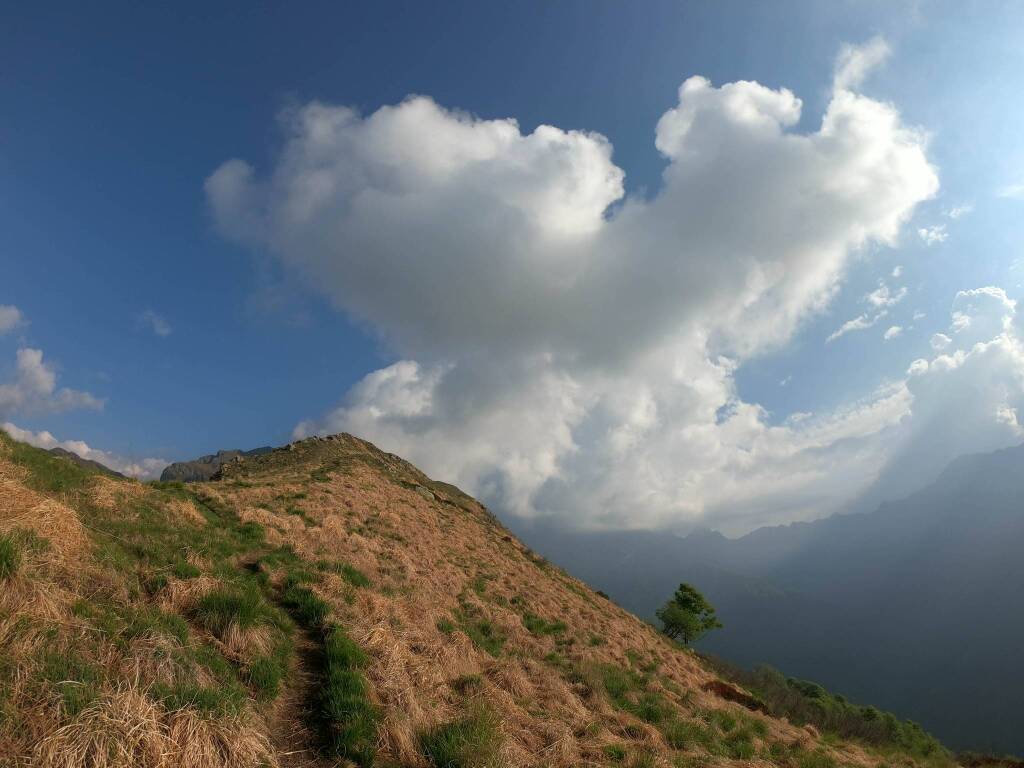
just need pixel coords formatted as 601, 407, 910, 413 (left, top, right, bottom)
603, 744, 628, 761
150, 681, 246, 715
245, 655, 286, 700
318, 626, 377, 766
457, 615, 505, 658
451, 674, 483, 694
281, 577, 331, 628
39, 650, 103, 717
419, 705, 502, 768
521, 611, 567, 637
315, 559, 371, 588
172, 560, 201, 579
192, 588, 268, 635
0, 534, 21, 580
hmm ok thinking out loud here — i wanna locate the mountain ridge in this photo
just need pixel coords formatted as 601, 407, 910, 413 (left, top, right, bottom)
0, 427, 958, 767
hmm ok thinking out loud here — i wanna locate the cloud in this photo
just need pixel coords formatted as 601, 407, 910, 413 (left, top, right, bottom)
139, 310, 172, 337
833, 36, 890, 91
1, 422, 166, 479
0, 305, 24, 334
861, 287, 1024, 504
883, 325, 903, 340
827, 310, 887, 342
996, 182, 1024, 199
211, 40, 937, 533
892, 265, 903, 278
865, 282, 907, 308
918, 224, 948, 245
946, 204, 973, 219
827, 278, 907, 343
0, 348, 103, 417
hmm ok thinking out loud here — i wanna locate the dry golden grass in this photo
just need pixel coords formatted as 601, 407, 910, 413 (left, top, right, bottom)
207, 436, 885, 768
0, 435, 921, 768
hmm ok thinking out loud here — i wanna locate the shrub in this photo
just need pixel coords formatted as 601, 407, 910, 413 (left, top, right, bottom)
419, 706, 502, 768
698, 656, 950, 762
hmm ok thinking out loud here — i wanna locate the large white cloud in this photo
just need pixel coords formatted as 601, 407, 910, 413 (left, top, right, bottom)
210, 41, 946, 533
0, 348, 103, 417
1, 422, 167, 479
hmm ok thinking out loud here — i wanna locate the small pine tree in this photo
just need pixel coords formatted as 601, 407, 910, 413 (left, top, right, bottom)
656, 582, 722, 645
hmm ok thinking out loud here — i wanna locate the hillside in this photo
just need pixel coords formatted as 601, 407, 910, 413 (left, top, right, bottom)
520, 444, 1024, 753
0, 428, 952, 768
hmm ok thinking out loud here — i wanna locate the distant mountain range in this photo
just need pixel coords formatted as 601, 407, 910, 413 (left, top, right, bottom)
515, 443, 1024, 753
159, 446, 272, 482
45, 446, 124, 478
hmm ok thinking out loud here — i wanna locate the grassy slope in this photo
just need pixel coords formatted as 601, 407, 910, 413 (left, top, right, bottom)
0, 429, 957, 768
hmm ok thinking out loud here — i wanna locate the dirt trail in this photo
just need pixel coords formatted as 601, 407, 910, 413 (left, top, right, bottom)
268, 623, 333, 768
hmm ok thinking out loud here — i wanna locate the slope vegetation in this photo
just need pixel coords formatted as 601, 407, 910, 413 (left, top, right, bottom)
0, 429, 953, 767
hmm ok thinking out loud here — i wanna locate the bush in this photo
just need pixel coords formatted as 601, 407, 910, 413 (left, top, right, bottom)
419, 706, 502, 768
699, 656, 951, 762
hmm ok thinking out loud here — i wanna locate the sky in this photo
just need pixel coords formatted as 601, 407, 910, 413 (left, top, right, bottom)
4, 1, 1024, 534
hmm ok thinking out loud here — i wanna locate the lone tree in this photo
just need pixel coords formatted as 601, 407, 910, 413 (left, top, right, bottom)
656, 583, 722, 645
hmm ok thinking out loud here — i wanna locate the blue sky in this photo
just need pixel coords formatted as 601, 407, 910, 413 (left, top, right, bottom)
4, 1, 1024, 532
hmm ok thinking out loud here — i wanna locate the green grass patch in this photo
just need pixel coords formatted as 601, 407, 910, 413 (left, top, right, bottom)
245, 655, 287, 700
318, 626, 377, 766
453, 609, 505, 657
281, 577, 330, 628
150, 680, 246, 715
0, 534, 21, 580
315, 559, 371, 588
521, 611, 567, 636
193, 588, 269, 635
3, 436, 96, 493
419, 705, 502, 768
39, 649, 103, 718
172, 560, 201, 579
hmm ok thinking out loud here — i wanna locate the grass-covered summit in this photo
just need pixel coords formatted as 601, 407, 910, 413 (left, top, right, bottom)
0, 428, 958, 767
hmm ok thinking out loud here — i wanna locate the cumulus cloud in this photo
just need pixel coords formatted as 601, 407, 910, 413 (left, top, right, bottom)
883, 325, 902, 340
860, 286, 1024, 504
139, 310, 172, 337
1, 422, 166, 479
0, 305, 24, 334
210, 40, 939, 533
0, 348, 103, 417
